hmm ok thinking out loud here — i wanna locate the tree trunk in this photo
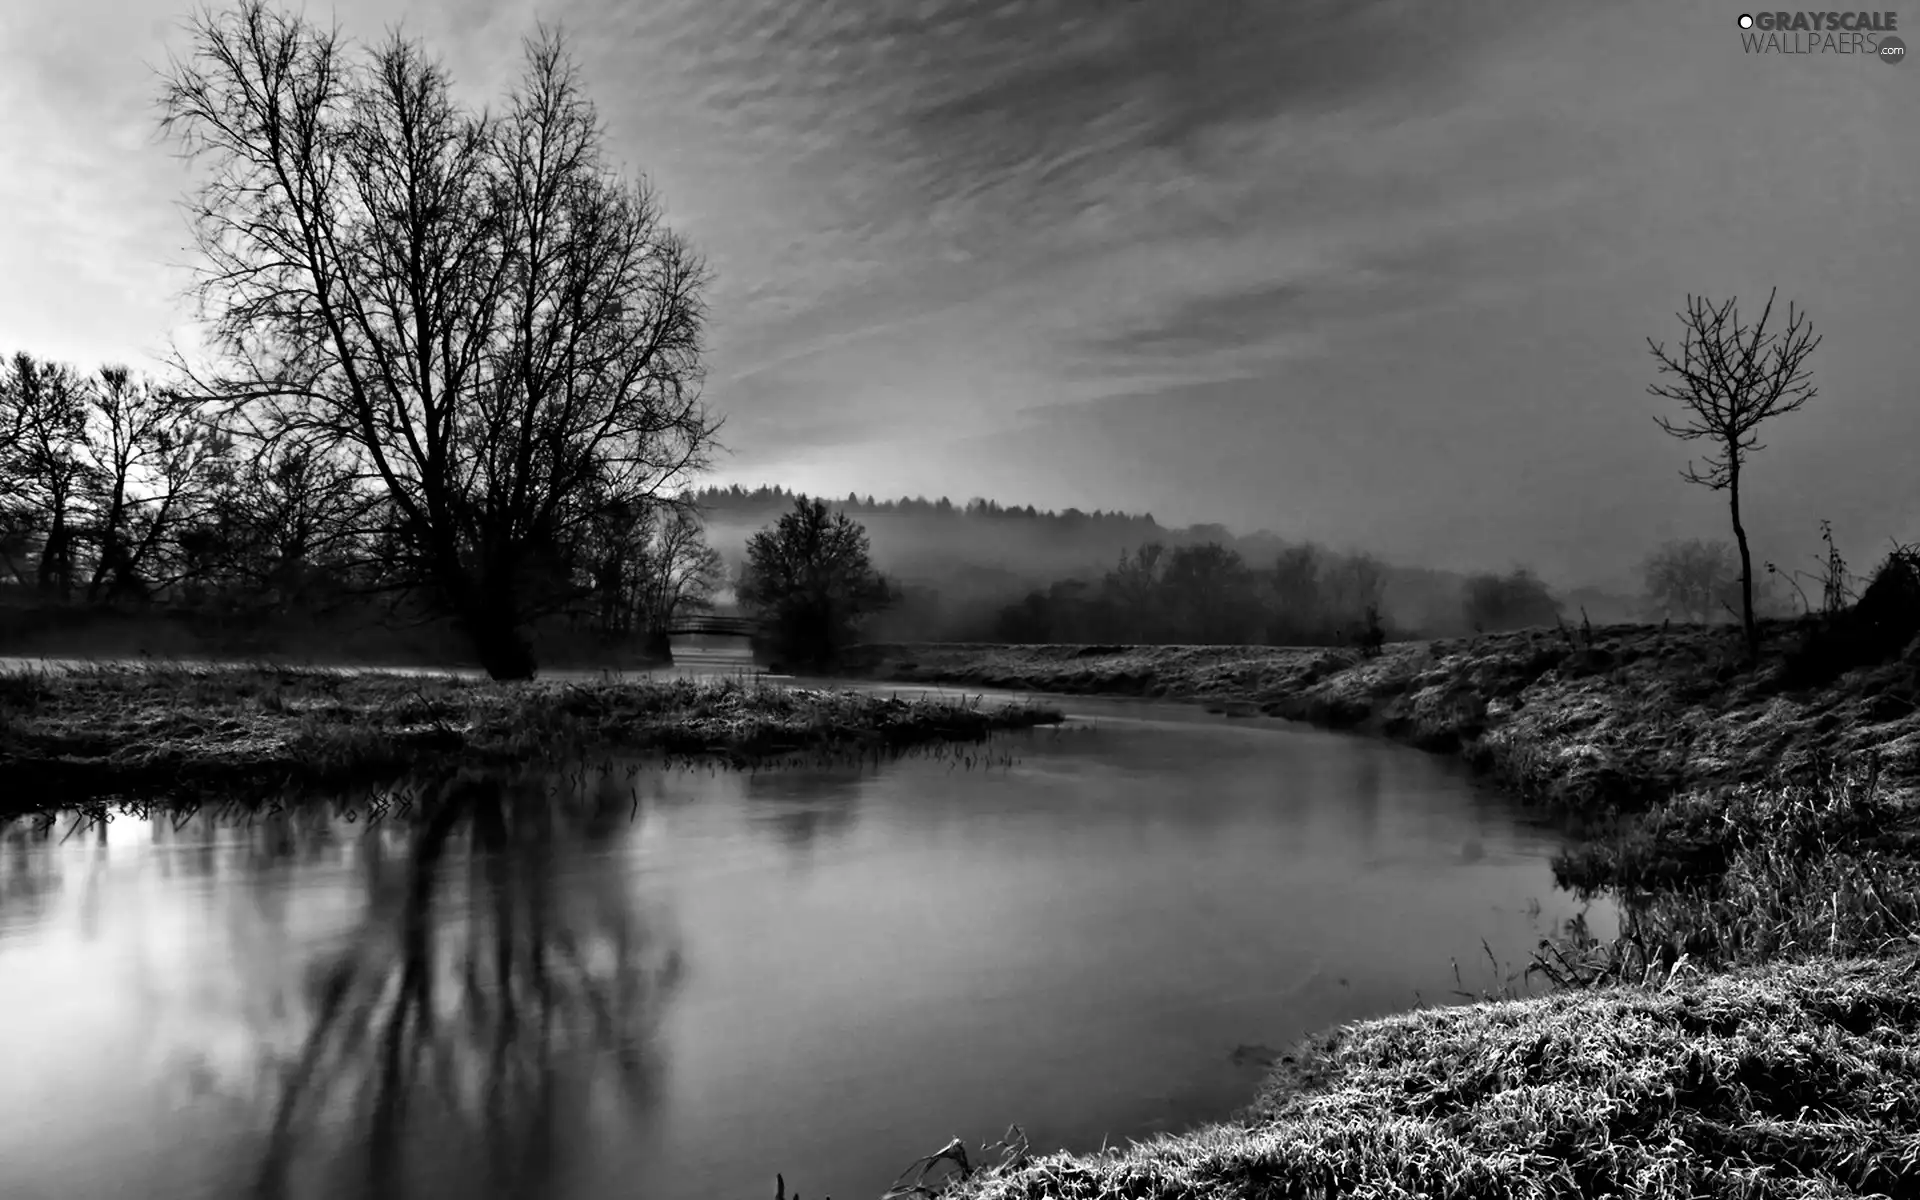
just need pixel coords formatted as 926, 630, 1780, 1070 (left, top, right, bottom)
1728, 471, 1758, 659
472, 618, 537, 680
465, 593, 537, 680
38, 504, 72, 599
642, 629, 672, 663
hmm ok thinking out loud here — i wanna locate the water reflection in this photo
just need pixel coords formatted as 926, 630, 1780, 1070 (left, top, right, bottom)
0, 771, 684, 1200
0, 700, 1615, 1200
740, 768, 864, 849
251, 770, 685, 1200
0, 817, 65, 921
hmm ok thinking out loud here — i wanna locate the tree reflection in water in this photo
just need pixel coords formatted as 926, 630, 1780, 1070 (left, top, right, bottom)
740, 768, 864, 849
254, 766, 683, 1200
0, 815, 71, 922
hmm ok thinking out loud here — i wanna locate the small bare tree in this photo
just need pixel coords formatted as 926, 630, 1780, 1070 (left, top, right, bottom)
1647, 288, 1820, 657
636, 505, 724, 637
159, 1, 715, 678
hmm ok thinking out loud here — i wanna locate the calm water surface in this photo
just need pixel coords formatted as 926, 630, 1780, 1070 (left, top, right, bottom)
0, 654, 1615, 1200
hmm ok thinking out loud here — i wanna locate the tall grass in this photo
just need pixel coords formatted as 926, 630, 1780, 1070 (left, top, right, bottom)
1534, 761, 1920, 989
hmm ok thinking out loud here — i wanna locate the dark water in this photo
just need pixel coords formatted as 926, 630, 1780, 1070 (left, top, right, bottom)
0, 680, 1614, 1200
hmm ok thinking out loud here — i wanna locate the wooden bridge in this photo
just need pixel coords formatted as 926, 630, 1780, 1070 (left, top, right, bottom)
660, 614, 761, 638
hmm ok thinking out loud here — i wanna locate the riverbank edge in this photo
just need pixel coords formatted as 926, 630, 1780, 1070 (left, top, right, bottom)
826, 628, 1920, 1198
929, 947, 1920, 1198
0, 663, 1066, 817
840, 625, 1920, 813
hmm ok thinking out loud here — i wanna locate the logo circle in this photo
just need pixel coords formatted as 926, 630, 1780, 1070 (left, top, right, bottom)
1737, 13, 1754, 28
1879, 34, 1907, 63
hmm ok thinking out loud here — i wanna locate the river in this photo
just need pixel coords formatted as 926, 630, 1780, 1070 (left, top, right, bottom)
0, 645, 1615, 1200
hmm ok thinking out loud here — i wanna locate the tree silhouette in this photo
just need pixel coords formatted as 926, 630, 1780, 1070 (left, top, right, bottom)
0, 353, 91, 596
1647, 289, 1821, 657
1462, 568, 1562, 633
736, 498, 891, 667
158, 2, 715, 678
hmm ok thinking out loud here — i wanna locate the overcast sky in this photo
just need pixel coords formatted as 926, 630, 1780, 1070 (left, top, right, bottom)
1, 0, 1914, 586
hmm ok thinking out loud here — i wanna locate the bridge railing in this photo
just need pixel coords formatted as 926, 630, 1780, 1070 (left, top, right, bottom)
662, 616, 760, 637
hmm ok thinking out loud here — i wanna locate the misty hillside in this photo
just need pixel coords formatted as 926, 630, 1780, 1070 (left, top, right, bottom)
693, 485, 1646, 639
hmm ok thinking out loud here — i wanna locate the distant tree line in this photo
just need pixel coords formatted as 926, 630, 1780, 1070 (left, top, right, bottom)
694, 484, 1169, 535
987, 541, 1385, 646
981, 539, 1594, 646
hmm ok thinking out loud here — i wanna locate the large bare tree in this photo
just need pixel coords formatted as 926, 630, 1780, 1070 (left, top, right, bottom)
1647, 288, 1820, 658
159, 1, 715, 677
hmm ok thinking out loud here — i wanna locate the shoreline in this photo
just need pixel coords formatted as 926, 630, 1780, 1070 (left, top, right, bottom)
841, 624, 1920, 812
929, 947, 1920, 1198
0, 662, 1064, 818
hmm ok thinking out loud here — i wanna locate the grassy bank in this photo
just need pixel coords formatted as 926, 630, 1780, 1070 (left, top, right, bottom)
0, 663, 1064, 816
847, 623, 1920, 812
921, 948, 1920, 1199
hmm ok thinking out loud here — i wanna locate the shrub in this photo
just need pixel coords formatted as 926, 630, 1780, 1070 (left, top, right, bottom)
1778, 544, 1920, 689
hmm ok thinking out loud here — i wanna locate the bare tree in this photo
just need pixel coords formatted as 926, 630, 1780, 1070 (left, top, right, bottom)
635, 505, 723, 637
181, 426, 371, 606
1462, 566, 1562, 633
1321, 551, 1387, 629
1647, 288, 1820, 657
79, 367, 211, 602
1267, 545, 1321, 622
1641, 537, 1737, 624
573, 497, 720, 641
0, 353, 93, 597
159, 2, 715, 678
1160, 542, 1259, 644
1106, 542, 1168, 641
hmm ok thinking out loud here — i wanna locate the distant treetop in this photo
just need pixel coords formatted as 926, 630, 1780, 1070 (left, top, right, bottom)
690, 484, 1160, 528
